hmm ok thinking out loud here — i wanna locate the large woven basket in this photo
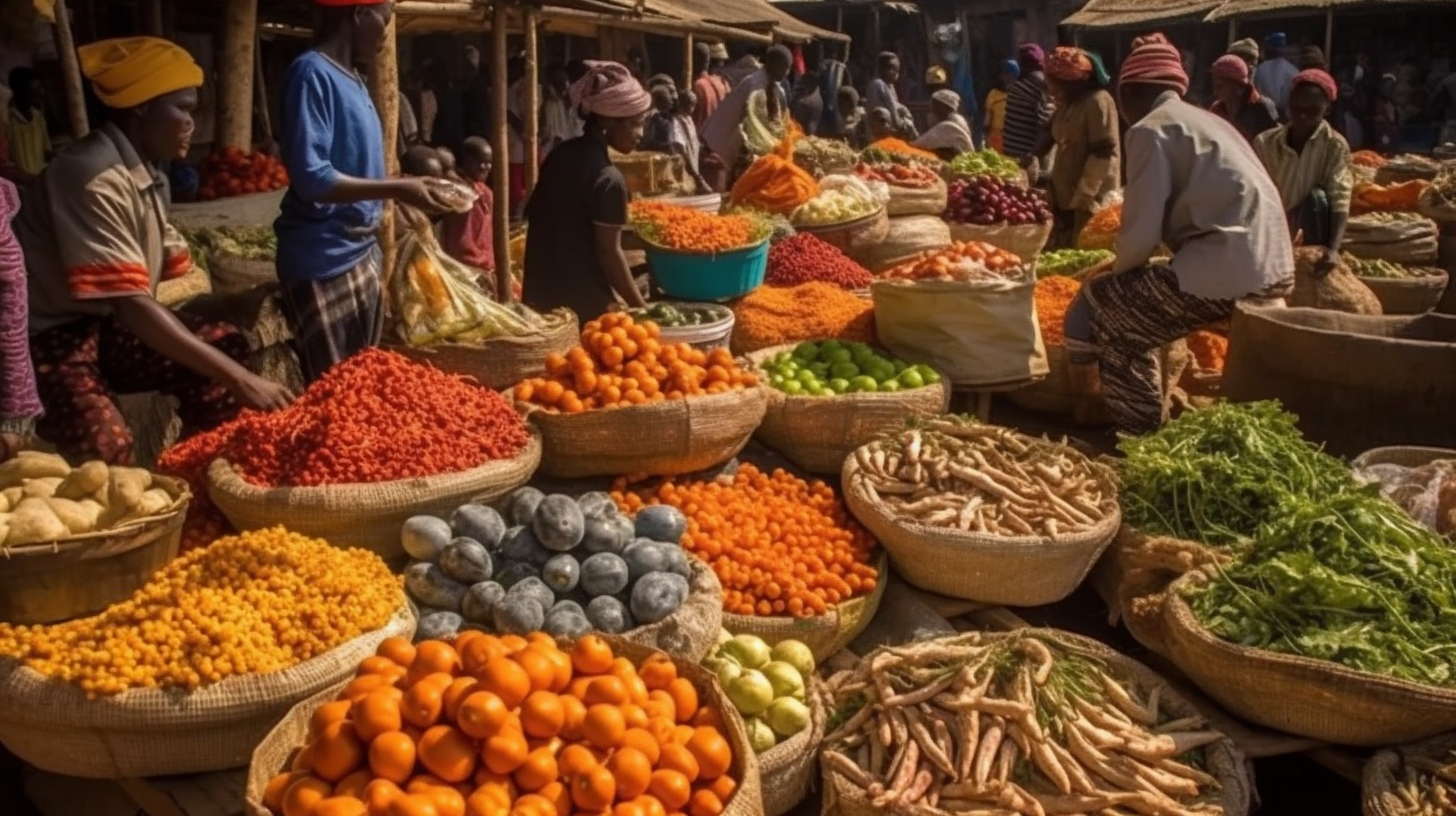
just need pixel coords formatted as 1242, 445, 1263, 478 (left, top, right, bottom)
1088, 524, 1231, 647
884, 179, 948, 218
523, 387, 768, 479
208, 433, 542, 559
759, 677, 828, 816
722, 552, 889, 663
1150, 571, 1456, 746
796, 207, 890, 261
244, 635, 764, 816
1352, 446, 1456, 470
1359, 271, 1450, 315
1362, 732, 1456, 816
745, 346, 950, 475
947, 220, 1053, 261
1002, 342, 1074, 416
842, 454, 1119, 606
0, 599, 414, 779
391, 309, 579, 390
0, 475, 189, 625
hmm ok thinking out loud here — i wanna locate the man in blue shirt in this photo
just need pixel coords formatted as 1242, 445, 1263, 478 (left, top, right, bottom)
275, 0, 447, 383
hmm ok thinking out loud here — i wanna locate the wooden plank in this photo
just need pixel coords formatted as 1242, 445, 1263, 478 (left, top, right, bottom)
115, 778, 189, 816
144, 770, 247, 816
901, 586, 989, 621
23, 769, 136, 816
217, 0, 258, 150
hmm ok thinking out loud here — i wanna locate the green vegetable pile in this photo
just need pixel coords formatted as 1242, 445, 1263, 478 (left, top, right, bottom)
1036, 248, 1114, 278
859, 146, 942, 170
183, 226, 276, 264
1346, 256, 1440, 279
624, 302, 728, 328
947, 149, 1023, 181
762, 340, 940, 396
1117, 401, 1355, 547
1187, 490, 1456, 685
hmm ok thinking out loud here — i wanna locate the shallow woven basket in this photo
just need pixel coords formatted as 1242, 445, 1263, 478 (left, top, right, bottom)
208, 433, 541, 560
0, 475, 190, 625
795, 207, 890, 260
1359, 271, 1450, 315
821, 628, 1252, 816
1362, 732, 1456, 816
721, 552, 889, 663
390, 309, 579, 390
0, 599, 414, 779
745, 346, 950, 475
243, 635, 764, 816
208, 256, 276, 296
1088, 524, 1231, 648
1151, 572, 1456, 746
523, 387, 769, 479
617, 556, 724, 663
759, 677, 828, 816
947, 220, 1053, 261
841, 451, 1119, 606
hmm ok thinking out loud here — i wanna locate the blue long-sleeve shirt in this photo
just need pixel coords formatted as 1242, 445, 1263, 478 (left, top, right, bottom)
274, 51, 385, 282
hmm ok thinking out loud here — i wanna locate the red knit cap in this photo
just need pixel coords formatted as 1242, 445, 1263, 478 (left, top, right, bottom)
1119, 33, 1189, 96
1293, 68, 1338, 101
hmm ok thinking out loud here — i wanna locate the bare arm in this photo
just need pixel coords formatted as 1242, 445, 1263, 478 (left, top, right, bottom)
594, 224, 647, 308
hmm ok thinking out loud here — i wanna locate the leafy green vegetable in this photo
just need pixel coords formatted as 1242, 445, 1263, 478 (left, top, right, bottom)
946, 149, 1021, 181
1036, 248, 1113, 278
182, 226, 276, 262
1187, 490, 1456, 685
1117, 401, 1355, 547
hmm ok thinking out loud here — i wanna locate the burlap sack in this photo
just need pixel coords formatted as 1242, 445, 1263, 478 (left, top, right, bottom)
208, 433, 542, 559
872, 278, 1048, 388
1362, 732, 1456, 816
1146, 572, 1456, 746
722, 553, 889, 663
0, 599, 414, 779
245, 634, 764, 816
797, 207, 890, 260
1088, 524, 1231, 650
821, 628, 1252, 816
1343, 214, 1441, 265
1417, 183, 1456, 226
1359, 270, 1450, 315
843, 455, 1118, 606
619, 556, 724, 663
744, 346, 951, 475
155, 265, 213, 306
884, 179, 948, 218
391, 309, 580, 390
759, 677, 827, 816
209, 256, 276, 296
524, 387, 769, 479
1002, 343, 1074, 415
1290, 247, 1384, 314
947, 220, 1052, 261
858, 216, 953, 273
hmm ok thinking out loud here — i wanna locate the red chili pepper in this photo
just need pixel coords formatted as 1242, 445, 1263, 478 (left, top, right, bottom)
766, 234, 873, 289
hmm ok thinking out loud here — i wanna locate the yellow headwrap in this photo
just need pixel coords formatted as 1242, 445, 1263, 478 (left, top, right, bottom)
77, 37, 204, 110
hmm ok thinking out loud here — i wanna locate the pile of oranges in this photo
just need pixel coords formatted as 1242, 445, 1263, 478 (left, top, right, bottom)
199, 146, 289, 200
514, 313, 758, 414
263, 633, 740, 816
628, 201, 760, 254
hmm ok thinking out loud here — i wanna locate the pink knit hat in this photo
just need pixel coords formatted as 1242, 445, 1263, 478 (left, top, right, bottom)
1119, 33, 1189, 96
1211, 54, 1250, 85
1293, 68, 1338, 101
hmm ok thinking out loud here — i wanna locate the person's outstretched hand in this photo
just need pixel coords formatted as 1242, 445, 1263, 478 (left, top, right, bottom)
230, 373, 294, 412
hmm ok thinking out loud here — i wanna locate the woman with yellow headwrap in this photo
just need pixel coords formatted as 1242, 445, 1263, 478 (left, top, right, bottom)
15, 36, 293, 465
1038, 46, 1120, 249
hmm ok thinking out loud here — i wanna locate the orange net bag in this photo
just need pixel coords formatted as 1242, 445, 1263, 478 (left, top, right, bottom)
730, 124, 821, 215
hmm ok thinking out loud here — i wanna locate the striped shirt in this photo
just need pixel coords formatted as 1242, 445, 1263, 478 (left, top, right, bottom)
1002, 74, 1053, 159
1252, 120, 1354, 215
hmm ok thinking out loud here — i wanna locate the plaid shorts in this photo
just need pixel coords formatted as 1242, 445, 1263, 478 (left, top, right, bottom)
278, 244, 384, 385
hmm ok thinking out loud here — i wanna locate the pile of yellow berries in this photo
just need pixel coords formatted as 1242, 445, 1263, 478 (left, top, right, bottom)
0, 527, 402, 697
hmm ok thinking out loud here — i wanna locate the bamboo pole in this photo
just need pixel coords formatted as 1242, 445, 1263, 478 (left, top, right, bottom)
524, 6, 540, 197
492, 0, 513, 302
254, 34, 273, 145
683, 33, 694, 89
367, 15, 400, 277
142, 0, 163, 35
217, 0, 258, 150
51, 0, 88, 140
1324, 8, 1334, 64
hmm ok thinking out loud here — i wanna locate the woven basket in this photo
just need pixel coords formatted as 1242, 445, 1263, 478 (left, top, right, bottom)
618, 556, 724, 663
0, 599, 414, 779
1352, 446, 1456, 470
745, 346, 950, 475
207, 433, 542, 559
391, 309, 579, 390
722, 553, 889, 663
759, 678, 828, 816
0, 475, 190, 625
842, 454, 1119, 606
1363, 732, 1456, 816
796, 207, 890, 261
244, 635, 764, 816
208, 256, 276, 296
947, 220, 1053, 261
859, 216, 953, 273
1151, 572, 1456, 746
523, 387, 768, 479
1359, 271, 1450, 315
1088, 524, 1231, 649
884, 180, 948, 218
821, 628, 1253, 816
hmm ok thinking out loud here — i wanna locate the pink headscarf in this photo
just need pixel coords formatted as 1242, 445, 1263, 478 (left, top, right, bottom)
1293, 68, 1338, 101
1119, 33, 1190, 96
1211, 54, 1250, 85
569, 60, 652, 119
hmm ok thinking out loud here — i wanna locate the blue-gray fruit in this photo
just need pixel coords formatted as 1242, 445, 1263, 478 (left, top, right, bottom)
582, 514, 633, 556
577, 491, 618, 519
509, 487, 545, 527
494, 561, 540, 589
404, 562, 468, 611
508, 576, 556, 614
634, 505, 687, 544
401, 515, 452, 561
416, 610, 464, 641
493, 596, 544, 635
623, 540, 673, 582
533, 494, 586, 552
580, 552, 630, 597
440, 538, 494, 584
586, 596, 632, 634
461, 581, 506, 624
631, 572, 689, 624
500, 525, 551, 566
544, 606, 592, 638
542, 554, 581, 594
451, 504, 507, 550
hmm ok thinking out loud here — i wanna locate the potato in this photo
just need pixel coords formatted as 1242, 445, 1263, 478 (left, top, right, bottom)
0, 492, 9, 513
21, 477, 64, 499
1, 486, 20, 508
131, 488, 173, 518
43, 497, 102, 535
55, 461, 110, 500
0, 452, 70, 488
6, 499, 70, 546
108, 467, 153, 511
0, 517, 9, 547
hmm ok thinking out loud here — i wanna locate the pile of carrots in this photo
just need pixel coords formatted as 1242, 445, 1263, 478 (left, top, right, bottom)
613, 463, 879, 618
1186, 330, 1229, 372
729, 282, 875, 354
261, 633, 742, 816
628, 202, 761, 253
514, 313, 758, 414
198, 146, 289, 200
1033, 276, 1082, 346
881, 242, 1025, 282
1351, 179, 1430, 214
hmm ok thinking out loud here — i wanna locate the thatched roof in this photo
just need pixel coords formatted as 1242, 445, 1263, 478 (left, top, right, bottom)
1062, 0, 1223, 27
1204, 0, 1452, 19
393, 0, 844, 43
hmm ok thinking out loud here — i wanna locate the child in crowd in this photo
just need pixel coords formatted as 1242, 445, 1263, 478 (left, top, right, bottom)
441, 137, 499, 296
400, 145, 444, 178
435, 145, 462, 182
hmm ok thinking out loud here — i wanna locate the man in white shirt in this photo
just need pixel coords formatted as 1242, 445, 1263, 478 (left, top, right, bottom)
1253, 32, 1299, 117
1062, 33, 1294, 435
701, 46, 792, 176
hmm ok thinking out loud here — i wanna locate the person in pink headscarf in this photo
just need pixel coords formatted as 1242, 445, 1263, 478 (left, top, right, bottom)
521, 61, 651, 322
1209, 54, 1279, 143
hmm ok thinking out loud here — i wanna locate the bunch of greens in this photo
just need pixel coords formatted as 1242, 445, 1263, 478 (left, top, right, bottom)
947, 149, 1023, 181
183, 226, 276, 262
859, 145, 942, 170
1187, 490, 1456, 686
1117, 401, 1355, 547
1036, 248, 1113, 278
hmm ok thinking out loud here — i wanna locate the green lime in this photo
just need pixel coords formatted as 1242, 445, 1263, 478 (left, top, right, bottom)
818, 340, 843, 356
796, 370, 818, 385
849, 376, 879, 393
804, 383, 828, 397
915, 365, 942, 385
793, 342, 819, 361
867, 363, 896, 383
892, 360, 909, 374
808, 362, 831, 378
825, 348, 853, 366
879, 380, 902, 393
828, 378, 851, 394
830, 361, 860, 380
782, 380, 805, 395
898, 369, 925, 389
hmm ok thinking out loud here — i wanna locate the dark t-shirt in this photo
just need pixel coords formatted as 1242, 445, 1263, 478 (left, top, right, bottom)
523, 135, 627, 322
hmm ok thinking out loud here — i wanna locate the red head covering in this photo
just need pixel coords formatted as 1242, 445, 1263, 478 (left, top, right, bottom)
1211, 54, 1250, 85
1118, 33, 1189, 96
1046, 47, 1093, 82
1293, 68, 1338, 101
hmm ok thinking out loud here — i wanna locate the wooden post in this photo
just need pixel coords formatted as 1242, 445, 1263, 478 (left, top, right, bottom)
683, 33, 694, 89
1324, 9, 1334, 64
492, 0, 513, 301
254, 34, 274, 145
1227, 19, 1237, 47
142, 0, 164, 35
367, 15, 400, 276
524, 6, 540, 198
51, 0, 88, 140
217, 0, 258, 150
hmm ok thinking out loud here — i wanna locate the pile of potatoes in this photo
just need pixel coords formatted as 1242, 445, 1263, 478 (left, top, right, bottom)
0, 452, 177, 547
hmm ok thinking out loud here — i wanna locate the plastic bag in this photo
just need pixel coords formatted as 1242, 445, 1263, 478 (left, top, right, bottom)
731, 126, 821, 216
1355, 459, 1456, 535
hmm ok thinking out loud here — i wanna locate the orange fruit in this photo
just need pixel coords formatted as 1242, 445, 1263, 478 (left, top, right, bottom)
315, 797, 369, 816
613, 801, 647, 816
644, 717, 676, 747
388, 793, 443, 816
582, 705, 625, 750
461, 636, 510, 676
656, 744, 699, 782
410, 641, 462, 684
513, 746, 560, 792
419, 725, 477, 783
264, 771, 309, 812
417, 785, 467, 816
583, 676, 629, 707
558, 695, 588, 741
282, 776, 334, 816
457, 691, 512, 740
360, 656, 400, 676
466, 787, 511, 816
706, 776, 736, 803
558, 743, 602, 777
647, 770, 691, 811
619, 729, 661, 765
690, 708, 724, 731
663, 680, 698, 724
356, 689, 405, 743
483, 730, 530, 775
521, 691, 566, 739
369, 731, 418, 784
605, 747, 652, 800
403, 673, 454, 729
633, 795, 666, 816
515, 648, 560, 694
311, 700, 355, 738
312, 721, 366, 782
684, 728, 731, 781
687, 790, 724, 816
512, 793, 559, 816
478, 657, 532, 709
620, 705, 648, 730
571, 636, 614, 676
642, 693, 675, 724
540, 647, 575, 693
453, 630, 487, 653
570, 765, 616, 812
335, 770, 374, 798
537, 781, 572, 816
672, 725, 696, 746
442, 677, 481, 722
342, 674, 397, 703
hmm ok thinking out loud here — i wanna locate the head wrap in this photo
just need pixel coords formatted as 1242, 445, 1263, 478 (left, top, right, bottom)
1292, 68, 1338, 101
77, 37, 204, 110
1228, 38, 1260, 63
925, 65, 948, 85
1265, 32, 1287, 48
708, 42, 729, 60
1018, 43, 1045, 72
569, 60, 652, 119
1298, 45, 1327, 70
1046, 47, 1092, 81
1118, 33, 1189, 96
931, 89, 961, 110
1001, 59, 1021, 79
1211, 54, 1251, 85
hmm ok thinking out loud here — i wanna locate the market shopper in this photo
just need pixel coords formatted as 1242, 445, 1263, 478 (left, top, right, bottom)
441, 137, 496, 286
701, 45, 792, 180
6, 67, 51, 179
0, 177, 39, 462
1039, 47, 1120, 249
1209, 54, 1279, 143
1063, 33, 1293, 435
866, 52, 915, 138
1253, 69, 1353, 273
1003, 44, 1054, 169
275, 0, 449, 385
1254, 32, 1299, 116
1227, 38, 1260, 74
983, 59, 1019, 153
692, 42, 731, 130
19, 37, 292, 464
912, 90, 974, 159
522, 61, 650, 322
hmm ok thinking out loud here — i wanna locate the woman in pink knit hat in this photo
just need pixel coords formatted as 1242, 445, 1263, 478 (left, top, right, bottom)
1209, 54, 1279, 143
